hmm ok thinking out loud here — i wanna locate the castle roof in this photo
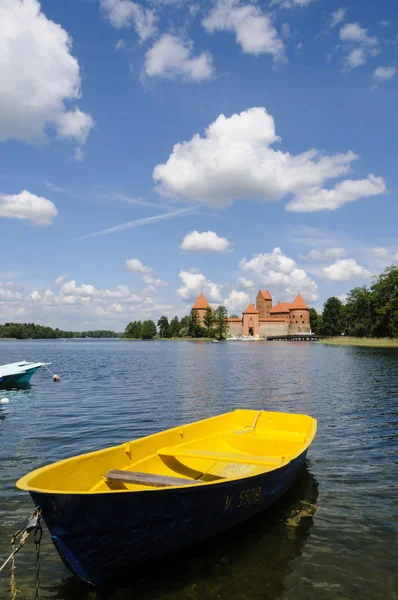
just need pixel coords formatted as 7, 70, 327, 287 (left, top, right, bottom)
258, 290, 272, 300
270, 302, 291, 314
192, 292, 210, 310
290, 293, 309, 310
243, 302, 259, 314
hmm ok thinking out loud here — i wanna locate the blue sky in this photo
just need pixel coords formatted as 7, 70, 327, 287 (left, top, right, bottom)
0, 0, 397, 330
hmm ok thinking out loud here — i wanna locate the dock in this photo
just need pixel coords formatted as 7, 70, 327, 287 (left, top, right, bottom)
266, 334, 324, 342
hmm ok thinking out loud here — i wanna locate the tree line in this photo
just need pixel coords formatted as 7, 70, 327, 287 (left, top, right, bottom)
0, 323, 120, 339
310, 266, 398, 338
124, 306, 229, 340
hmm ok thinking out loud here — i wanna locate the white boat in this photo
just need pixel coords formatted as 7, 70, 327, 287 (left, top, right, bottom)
0, 361, 51, 386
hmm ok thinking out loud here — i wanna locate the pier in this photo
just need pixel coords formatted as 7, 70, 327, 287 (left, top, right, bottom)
266, 334, 324, 342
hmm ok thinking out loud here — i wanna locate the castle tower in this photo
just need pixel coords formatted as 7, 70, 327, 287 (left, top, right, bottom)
192, 292, 210, 326
256, 290, 272, 318
242, 303, 259, 337
289, 293, 310, 333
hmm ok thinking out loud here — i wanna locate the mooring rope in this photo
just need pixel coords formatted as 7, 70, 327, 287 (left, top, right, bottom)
234, 409, 263, 435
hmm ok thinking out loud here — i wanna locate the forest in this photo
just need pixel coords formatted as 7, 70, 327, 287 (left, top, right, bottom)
0, 323, 120, 339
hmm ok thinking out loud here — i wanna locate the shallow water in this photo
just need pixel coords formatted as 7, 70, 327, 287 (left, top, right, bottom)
0, 339, 397, 599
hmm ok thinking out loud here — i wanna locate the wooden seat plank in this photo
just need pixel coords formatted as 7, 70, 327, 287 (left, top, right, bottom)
157, 447, 284, 466
104, 469, 202, 487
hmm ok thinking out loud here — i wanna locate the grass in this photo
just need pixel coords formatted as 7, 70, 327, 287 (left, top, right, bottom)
321, 336, 398, 348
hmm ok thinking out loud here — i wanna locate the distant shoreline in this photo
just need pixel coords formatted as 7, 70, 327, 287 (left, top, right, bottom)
321, 337, 398, 348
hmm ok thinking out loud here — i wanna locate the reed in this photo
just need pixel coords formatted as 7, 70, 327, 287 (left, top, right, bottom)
322, 337, 398, 348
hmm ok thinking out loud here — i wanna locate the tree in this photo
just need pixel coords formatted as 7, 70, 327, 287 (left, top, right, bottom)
214, 305, 228, 340
344, 286, 374, 337
320, 297, 343, 336
141, 320, 157, 340
188, 309, 201, 338
371, 266, 398, 337
169, 316, 180, 338
309, 308, 320, 335
230, 314, 239, 318
124, 321, 142, 339
203, 306, 214, 335
157, 316, 170, 338
179, 315, 191, 337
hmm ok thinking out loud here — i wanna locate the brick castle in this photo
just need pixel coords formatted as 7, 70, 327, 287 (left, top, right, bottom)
192, 290, 311, 337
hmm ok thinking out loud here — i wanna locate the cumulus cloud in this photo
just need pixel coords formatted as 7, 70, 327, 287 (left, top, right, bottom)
180, 230, 233, 252
203, 0, 285, 61
339, 22, 379, 69
100, 0, 157, 40
330, 8, 346, 28
125, 258, 167, 287
371, 247, 398, 262
239, 247, 319, 301
237, 277, 254, 289
271, 0, 316, 7
286, 175, 386, 212
373, 66, 397, 81
0, 0, 93, 150
177, 270, 222, 302
301, 248, 346, 261
153, 107, 385, 212
322, 258, 371, 281
224, 290, 250, 313
144, 34, 213, 81
0, 190, 57, 226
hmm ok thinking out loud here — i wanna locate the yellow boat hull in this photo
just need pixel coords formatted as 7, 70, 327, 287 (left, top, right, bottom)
17, 409, 316, 585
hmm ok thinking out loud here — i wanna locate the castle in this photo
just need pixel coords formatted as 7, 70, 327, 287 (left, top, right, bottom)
192, 290, 311, 337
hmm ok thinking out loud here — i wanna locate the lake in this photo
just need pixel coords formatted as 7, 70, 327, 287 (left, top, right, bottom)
0, 339, 397, 599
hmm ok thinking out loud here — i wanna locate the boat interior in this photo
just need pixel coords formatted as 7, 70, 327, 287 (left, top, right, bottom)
17, 410, 317, 494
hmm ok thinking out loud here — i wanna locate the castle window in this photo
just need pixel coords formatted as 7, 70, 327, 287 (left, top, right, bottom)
296, 320, 298, 323
302, 321, 304, 324
300, 314, 302, 318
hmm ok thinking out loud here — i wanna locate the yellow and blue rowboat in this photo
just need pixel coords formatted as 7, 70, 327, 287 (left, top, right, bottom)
17, 409, 317, 585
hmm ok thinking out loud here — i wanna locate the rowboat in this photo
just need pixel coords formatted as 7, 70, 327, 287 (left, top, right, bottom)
17, 409, 317, 586
0, 361, 51, 387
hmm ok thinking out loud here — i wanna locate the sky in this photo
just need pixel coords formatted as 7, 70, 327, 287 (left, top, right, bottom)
0, 0, 397, 331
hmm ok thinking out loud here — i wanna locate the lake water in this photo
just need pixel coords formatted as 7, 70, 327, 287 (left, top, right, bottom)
0, 339, 397, 600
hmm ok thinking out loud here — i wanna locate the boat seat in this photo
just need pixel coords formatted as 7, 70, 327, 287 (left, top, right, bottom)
103, 469, 202, 488
157, 447, 285, 466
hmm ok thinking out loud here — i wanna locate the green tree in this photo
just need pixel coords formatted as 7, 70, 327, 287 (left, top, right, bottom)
320, 297, 343, 336
214, 305, 228, 340
230, 314, 239, 318
141, 320, 157, 340
344, 286, 374, 337
203, 306, 214, 335
124, 321, 142, 339
157, 316, 170, 338
188, 309, 200, 338
309, 308, 319, 335
179, 315, 191, 337
371, 266, 398, 337
169, 316, 180, 338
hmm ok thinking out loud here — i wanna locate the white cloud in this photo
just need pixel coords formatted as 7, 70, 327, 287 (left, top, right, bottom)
286, 175, 386, 212
180, 230, 233, 252
372, 247, 390, 259
0, 190, 57, 226
339, 22, 379, 68
144, 34, 213, 81
371, 247, 398, 262
239, 247, 319, 301
331, 8, 346, 28
125, 258, 153, 275
301, 248, 346, 261
153, 106, 385, 212
373, 66, 397, 81
0, 0, 93, 150
271, 0, 316, 8
100, 0, 157, 40
379, 20, 390, 27
322, 258, 371, 281
203, 0, 285, 61
56, 109, 95, 145
237, 277, 254, 289
224, 290, 250, 313
337, 294, 348, 304
177, 270, 222, 302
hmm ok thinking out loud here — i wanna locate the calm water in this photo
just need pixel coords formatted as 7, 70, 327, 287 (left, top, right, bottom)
0, 340, 397, 600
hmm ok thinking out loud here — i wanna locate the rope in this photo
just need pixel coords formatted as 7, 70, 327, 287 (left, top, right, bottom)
43, 364, 55, 377
234, 410, 263, 435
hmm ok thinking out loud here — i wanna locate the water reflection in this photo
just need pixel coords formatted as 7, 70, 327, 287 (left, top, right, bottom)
50, 465, 318, 600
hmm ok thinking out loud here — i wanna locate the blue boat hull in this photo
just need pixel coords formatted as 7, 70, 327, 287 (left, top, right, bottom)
29, 451, 308, 586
